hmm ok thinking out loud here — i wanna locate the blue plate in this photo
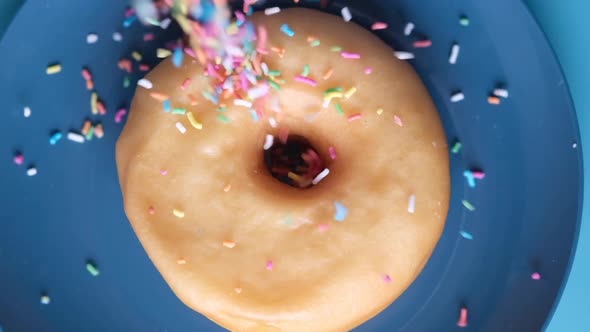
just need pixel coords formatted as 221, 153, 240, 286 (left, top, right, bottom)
0, 0, 582, 331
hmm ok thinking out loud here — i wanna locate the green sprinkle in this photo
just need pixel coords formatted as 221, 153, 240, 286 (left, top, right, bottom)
335, 103, 344, 115
172, 108, 186, 115
85, 126, 94, 141
462, 200, 475, 211
123, 76, 130, 88
330, 46, 342, 52
451, 141, 462, 154
267, 70, 281, 77
324, 87, 343, 95
217, 114, 230, 123
459, 15, 470, 26
310, 39, 321, 47
302, 64, 310, 77
86, 261, 100, 277
269, 80, 281, 91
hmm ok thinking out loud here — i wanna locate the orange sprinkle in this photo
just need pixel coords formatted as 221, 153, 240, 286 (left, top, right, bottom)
177, 259, 187, 265
82, 120, 92, 135
488, 96, 501, 105
223, 184, 232, 192
86, 79, 94, 90
150, 92, 170, 101
118, 58, 132, 73
94, 124, 104, 138
222, 241, 236, 249
323, 68, 333, 80
188, 94, 199, 106
97, 101, 107, 115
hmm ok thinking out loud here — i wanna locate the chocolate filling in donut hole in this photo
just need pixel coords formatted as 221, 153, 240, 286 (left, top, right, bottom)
263, 134, 327, 189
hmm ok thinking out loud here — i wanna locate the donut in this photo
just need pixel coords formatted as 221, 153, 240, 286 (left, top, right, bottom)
116, 7, 450, 332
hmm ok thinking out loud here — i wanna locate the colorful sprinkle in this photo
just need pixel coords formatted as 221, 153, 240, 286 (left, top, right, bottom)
263, 134, 274, 150
344, 87, 357, 99
408, 195, 416, 213
329, 146, 337, 160
163, 99, 171, 113
223, 184, 232, 192
383, 274, 392, 283
67, 132, 85, 143
112, 32, 123, 41
40, 294, 51, 305
115, 108, 127, 123
172, 48, 184, 67
460, 231, 473, 240
341, 7, 352, 22
175, 122, 187, 134
23, 106, 31, 118
364, 67, 373, 74
264, 7, 281, 15
334, 201, 348, 222
186, 112, 203, 130
531, 272, 541, 280
493, 88, 509, 98
459, 15, 470, 27
86, 261, 100, 277
266, 260, 274, 270
450, 91, 465, 103
323, 68, 334, 80
371, 22, 388, 30
131, 51, 142, 62
451, 141, 462, 154
404, 22, 415, 36
488, 96, 501, 105
86, 33, 98, 44
173, 209, 185, 218
376, 108, 384, 115
457, 307, 468, 327
395, 51, 415, 60
217, 114, 230, 123
148, 206, 155, 215
223, 241, 236, 249
137, 78, 153, 89
26, 167, 37, 177
13, 153, 24, 165
335, 103, 344, 115
234, 99, 253, 108
177, 259, 187, 265
413, 40, 432, 48
341, 52, 361, 59
312, 168, 330, 185
347, 113, 362, 122
449, 43, 460, 65
157, 48, 172, 58
46, 63, 62, 75
394, 115, 403, 127
301, 64, 310, 77
295, 75, 317, 87
463, 170, 476, 188
462, 200, 476, 211
49, 131, 63, 145
181, 78, 192, 90
280, 24, 295, 37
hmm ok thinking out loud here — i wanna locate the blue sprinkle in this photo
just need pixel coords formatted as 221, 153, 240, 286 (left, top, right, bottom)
163, 99, 171, 113
249, 110, 259, 122
334, 201, 348, 222
280, 24, 295, 37
203, 91, 219, 105
460, 231, 473, 240
123, 15, 137, 28
49, 132, 63, 145
172, 48, 183, 68
463, 170, 476, 188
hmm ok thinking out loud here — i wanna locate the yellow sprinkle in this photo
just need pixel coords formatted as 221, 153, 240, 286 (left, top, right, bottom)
324, 92, 343, 101
157, 48, 172, 58
177, 259, 187, 265
344, 87, 357, 99
187, 112, 203, 130
223, 184, 232, 192
46, 63, 62, 75
223, 241, 236, 249
131, 51, 142, 62
173, 209, 185, 218
376, 108, 384, 115
91, 92, 98, 115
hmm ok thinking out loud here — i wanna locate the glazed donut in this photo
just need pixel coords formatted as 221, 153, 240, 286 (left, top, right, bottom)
116, 8, 450, 332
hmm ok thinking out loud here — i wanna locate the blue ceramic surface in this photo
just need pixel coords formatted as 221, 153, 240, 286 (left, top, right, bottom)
0, 0, 582, 331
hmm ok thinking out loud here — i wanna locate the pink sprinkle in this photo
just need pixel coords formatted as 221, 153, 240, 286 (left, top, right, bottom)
295, 75, 318, 87
115, 108, 127, 124
329, 146, 337, 160
13, 154, 24, 165
257, 26, 268, 53
139, 64, 150, 72
235, 11, 246, 24
318, 223, 330, 232
347, 113, 362, 122
457, 307, 468, 328
181, 78, 192, 90
531, 272, 541, 280
143, 33, 155, 41
472, 171, 486, 179
148, 207, 155, 215
394, 115, 403, 127
383, 274, 392, 283
371, 22, 388, 30
364, 67, 373, 74
413, 40, 433, 48
125, 8, 135, 17
341, 52, 361, 59
184, 47, 196, 59
160, 169, 168, 176
266, 260, 273, 270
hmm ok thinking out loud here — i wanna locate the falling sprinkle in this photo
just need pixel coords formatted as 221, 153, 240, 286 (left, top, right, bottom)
347, 113, 362, 122
451, 141, 462, 154
13, 153, 24, 165
450, 92, 465, 103
408, 195, 416, 213
264, 7, 281, 15
341, 7, 352, 22
457, 307, 468, 327
459, 15, 470, 26
301, 64, 310, 77
67, 132, 85, 143
462, 200, 476, 211
394, 115, 403, 127
329, 146, 337, 160
24, 106, 32, 118
341, 52, 361, 59
334, 201, 348, 222
175, 122, 187, 134
263, 134, 274, 150
177, 259, 187, 265
86, 261, 100, 277
344, 87, 357, 99
449, 43, 460, 64
266, 260, 274, 270
295, 75, 317, 87
383, 274, 392, 283
49, 132, 63, 145
27, 167, 37, 177
404, 22, 415, 36
131, 51, 142, 62
531, 272, 541, 280
173, 209, 185, 218
280, 24, 295, 37
488, 96, 501, 105
460, 231, 473, 240
112, 32, 123, 41
413, 40, 432, 48
335, 103, 344, 115
323, 68, 333, 80
40, 294, 51, 305
493, 88, 509, 98
394, 51, 415, 60
157, 48, 172, 58
463, 170, 476, 188
233, 99, 253, 108
86, 33, 98, 44
150, 92, 169, 101
115, 108, 127, 123
223, 241, 236, 249
137, 78, 153, 89
187, 112, 203, 130
371, 22, 388, 30
312, 168, 330, 185
172, 48, 184, 67
46, 63, 62, 75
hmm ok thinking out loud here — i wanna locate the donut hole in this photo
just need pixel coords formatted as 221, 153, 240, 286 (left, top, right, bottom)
263, 135, 326, 189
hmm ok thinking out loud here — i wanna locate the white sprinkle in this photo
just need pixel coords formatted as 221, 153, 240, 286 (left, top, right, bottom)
67, 132, 85, 143
137, 78, 153, 89
27, 167, 37, 177
573, 142, 578, 149
493, 88, 509, 98
268, 117, 278, 128
395, 51, 415, 60
450, 92, 465, 103
233, 99, 253, 108
86, 33, 98, 44
40, 295, 50, 305
263, 134, 274, 150
264, 7, 281, 15
176, 122, 187, 134
341, 7, 352, 22
112, 32, 123, 42
261, 62, 269, 76
449, 43, 460, 65
408, 195, 416, 213
248, 85, 269, 100
312, 168, 330, 185
23, 106, 31, 118
160, 17, 172, 29
404, 22, 415, 36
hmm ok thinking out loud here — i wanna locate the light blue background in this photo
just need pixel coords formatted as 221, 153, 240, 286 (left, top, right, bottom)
0, 0, 587, 331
